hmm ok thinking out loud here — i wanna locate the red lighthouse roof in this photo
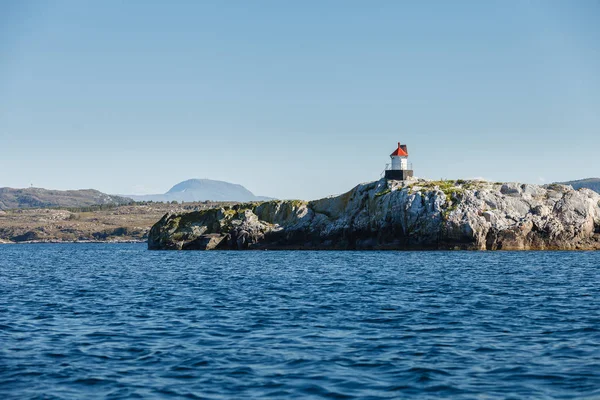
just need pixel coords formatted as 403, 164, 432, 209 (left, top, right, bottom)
390, 142, 408, 157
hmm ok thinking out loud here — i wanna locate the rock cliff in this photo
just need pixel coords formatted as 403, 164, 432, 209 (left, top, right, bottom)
148, 179, 600, 250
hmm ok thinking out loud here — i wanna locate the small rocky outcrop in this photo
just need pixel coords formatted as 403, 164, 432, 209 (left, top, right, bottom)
148, 180, 600, 250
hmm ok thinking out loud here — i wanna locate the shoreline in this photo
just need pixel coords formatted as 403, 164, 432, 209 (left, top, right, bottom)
0, 239, 147, 245
2, 240, 596, 251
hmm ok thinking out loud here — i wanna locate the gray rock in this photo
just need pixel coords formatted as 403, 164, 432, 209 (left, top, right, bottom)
148, 180, 600, 251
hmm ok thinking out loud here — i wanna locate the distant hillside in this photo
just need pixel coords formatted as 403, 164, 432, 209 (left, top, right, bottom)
0, 187, 133, 210
557, 178, 600, 194
127, 179, 274, 203
0, 201, 232, 243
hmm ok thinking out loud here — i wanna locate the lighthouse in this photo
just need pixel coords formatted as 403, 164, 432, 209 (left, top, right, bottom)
384, 142, 414, 180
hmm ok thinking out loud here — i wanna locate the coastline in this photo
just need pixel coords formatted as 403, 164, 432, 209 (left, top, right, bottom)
1, 240, 597, 250
0, 239, 146, 245
0, 201, 226, 246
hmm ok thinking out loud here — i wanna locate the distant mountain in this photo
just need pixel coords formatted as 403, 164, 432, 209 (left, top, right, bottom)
0, 187, 133, 210
127, 179, 274, 203
557, 178, 600, 194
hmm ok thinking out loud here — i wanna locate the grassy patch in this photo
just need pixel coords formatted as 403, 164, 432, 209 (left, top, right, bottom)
375, 188, 391, 198
419, 180, 465, 199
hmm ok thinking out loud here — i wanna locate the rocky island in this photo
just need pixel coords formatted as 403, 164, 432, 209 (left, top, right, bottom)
148, 179, 600, 251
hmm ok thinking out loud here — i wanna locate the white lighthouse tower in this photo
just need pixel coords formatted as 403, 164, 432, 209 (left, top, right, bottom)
384, 142, 414, 180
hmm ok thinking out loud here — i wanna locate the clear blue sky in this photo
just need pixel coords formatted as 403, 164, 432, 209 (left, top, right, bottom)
1, 1, 599, 200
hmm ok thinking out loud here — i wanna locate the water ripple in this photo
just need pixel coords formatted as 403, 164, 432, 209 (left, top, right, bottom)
1, 244, 599, 399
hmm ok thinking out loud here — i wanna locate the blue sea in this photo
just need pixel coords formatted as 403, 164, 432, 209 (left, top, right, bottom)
1, 244, 599, 399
